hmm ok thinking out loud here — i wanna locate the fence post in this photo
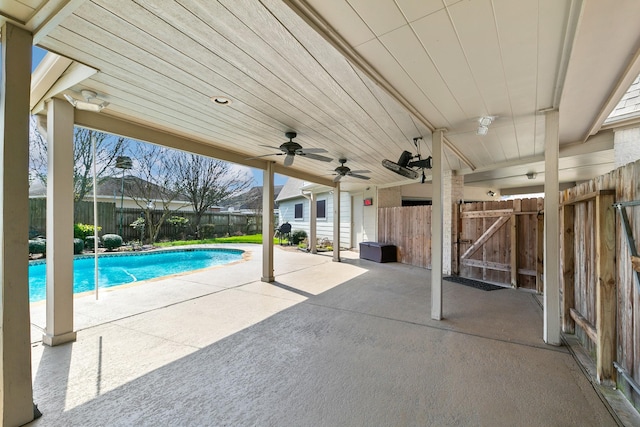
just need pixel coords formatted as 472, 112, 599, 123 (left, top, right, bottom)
595, 190, 616, 383
510, 199, 520, 288
561, 204, 575, 333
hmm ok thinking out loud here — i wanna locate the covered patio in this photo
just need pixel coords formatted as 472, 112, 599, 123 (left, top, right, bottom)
28, 246, 630, 426
2, 0, 640, 425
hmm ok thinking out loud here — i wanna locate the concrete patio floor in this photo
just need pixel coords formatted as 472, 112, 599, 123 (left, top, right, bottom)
26, 245, 633, 426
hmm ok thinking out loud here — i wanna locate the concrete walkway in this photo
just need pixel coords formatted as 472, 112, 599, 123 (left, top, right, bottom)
27, 245, 624, 426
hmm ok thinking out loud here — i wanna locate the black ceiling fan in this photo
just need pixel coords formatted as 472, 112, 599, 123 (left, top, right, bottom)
252, 132, 332, 166
332, 158, 371, 182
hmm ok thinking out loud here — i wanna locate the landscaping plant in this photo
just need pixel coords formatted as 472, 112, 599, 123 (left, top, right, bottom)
102, 234, 123, 251
73, 238, 84, 254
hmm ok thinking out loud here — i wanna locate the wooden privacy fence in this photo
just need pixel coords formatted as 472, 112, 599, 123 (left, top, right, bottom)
559, 159, 640, 407
377, 198, 543, 289
378, 206, 432, 268
459, 198, 543, 290
29, 199, 263, 241
560, 189, 616, 383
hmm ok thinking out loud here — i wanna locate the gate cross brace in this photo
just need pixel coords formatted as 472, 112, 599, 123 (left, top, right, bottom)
613, 200, 640, 289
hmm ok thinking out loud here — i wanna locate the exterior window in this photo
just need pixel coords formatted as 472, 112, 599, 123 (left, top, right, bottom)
317, 199, 326, 219
294, 203, 303, 219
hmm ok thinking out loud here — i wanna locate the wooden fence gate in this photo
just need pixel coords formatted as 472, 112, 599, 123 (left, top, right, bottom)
458, 198, 543, 290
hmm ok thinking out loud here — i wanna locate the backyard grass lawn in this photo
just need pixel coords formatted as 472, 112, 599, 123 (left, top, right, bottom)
156, 234, 289, 246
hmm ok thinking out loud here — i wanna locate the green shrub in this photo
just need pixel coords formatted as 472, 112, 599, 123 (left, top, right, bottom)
29, 238, 46, 255
291, 229, 307, 245
102, 234, 123, 251
85, 236, 99, 250
200, 224, 218, 239
167, 216, 189, 228
74, 223, 102, 240
73, 238, 84, 254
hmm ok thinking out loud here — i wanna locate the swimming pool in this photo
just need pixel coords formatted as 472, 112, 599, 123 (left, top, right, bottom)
28, 248, 244, 303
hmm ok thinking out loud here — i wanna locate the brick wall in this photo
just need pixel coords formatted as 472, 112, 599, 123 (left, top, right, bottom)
614, 127, 640, 167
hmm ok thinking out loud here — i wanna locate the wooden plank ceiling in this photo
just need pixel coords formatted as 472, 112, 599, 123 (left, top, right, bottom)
6, 0, 640, 192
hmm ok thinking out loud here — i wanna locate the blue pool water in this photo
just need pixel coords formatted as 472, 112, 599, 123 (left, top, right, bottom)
28, 248, 243, 303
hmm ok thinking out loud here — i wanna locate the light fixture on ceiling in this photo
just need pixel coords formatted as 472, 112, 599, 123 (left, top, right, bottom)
526, 172, 537, 180
487, 190, 496, 197
211, 96, 231, 105
64, 90, 109, 112
476, 116, 495, 136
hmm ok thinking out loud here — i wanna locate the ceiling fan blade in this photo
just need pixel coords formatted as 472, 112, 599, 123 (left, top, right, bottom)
259, 144, 284, 151
245, 153, 284, 160
297, 147, 327, 154
333, 174, 342, 182
348, 169, 371, 174
284, 154, 295, 166
301, 153, 333, 162
348, 173, 371, 180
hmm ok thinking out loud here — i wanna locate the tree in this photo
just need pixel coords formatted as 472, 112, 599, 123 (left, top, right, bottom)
29, 117, 126, 219
174, 152, 254, 238
124, 142, 187, 244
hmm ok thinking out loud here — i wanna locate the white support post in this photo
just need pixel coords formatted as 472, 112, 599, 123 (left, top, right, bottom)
43, 98, 77, 346
261, 162, 275, 282
309, 192, 317, 254
333, 184, 341, 262
431, 129, 445, 320
544, 110, 561, 345
0, 22, 36, 426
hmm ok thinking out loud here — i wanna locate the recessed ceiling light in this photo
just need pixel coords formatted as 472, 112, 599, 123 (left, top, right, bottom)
211, 96, 231, 105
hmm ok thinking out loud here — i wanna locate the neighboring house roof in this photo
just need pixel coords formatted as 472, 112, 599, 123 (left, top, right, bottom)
275, 178, 305, 202
221, 185, 284, 211
276, 178, 335, 202
605, 73, 640, 124
29, 175, 191, 202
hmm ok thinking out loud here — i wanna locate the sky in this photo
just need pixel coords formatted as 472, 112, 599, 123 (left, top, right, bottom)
31, 46, 287, 188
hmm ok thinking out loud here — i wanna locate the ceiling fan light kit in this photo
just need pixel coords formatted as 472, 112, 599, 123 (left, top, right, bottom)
252, 131, 332, 166
332, 158, 371, 182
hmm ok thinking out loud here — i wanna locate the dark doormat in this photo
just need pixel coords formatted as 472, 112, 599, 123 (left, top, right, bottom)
443, 276, 505, 291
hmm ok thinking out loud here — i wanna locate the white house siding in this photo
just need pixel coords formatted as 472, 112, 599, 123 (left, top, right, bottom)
278, 191, 351, 249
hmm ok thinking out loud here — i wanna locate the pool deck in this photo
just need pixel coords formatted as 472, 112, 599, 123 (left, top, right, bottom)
27, 244, 638, 426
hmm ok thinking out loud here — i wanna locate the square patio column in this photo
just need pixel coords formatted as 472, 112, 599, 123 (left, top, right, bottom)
332, 183, 340, 262
261, 162, 274, 282
43, 98, 77, 346
309, 192, 317, 254
544, 110, 561, 345
431, 129, 445, 320
0, 22, 36, 426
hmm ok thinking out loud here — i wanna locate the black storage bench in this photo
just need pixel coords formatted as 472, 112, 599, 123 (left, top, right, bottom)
359, 242, 397, 263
